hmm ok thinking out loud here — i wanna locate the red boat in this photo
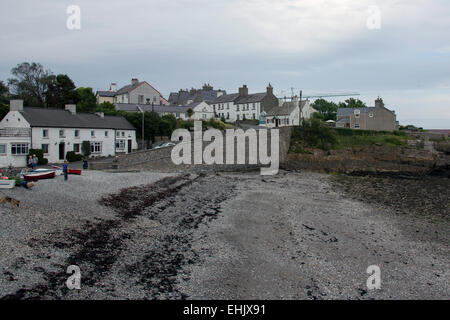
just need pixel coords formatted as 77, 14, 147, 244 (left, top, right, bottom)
68, 169, 82, 175
24, 170, 56, 181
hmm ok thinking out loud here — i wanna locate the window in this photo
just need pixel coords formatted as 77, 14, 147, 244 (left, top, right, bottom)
203, 114, 207, 119
227, 103, 230, 110
90, 142, 102, 153
354, 109, 360, 118
42, 129, 48, 138
252, 113, 256, 119
11, 143, 29, 155
237, 105, 240, 111
252, 103, 255, 110
0, 144, 6, 155
41, 144, 49, 154
59, 129, 65, 138
369, 112, 374, 118
74, 130, 80, 138
138, 95, 144, 104
176, 112, 180, 118
354, 123, 360, 129
73, 143, 80, 153
121, 132, 125, 137
227, 113, 229, 119
116, 139, 125, 150
91, 130, 95, 137
105, 131, 108, 137
116, 131, 120, 137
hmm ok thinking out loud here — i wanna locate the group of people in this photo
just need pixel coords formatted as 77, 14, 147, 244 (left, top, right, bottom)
27, 154, 39, 169
27, 154, 70, 181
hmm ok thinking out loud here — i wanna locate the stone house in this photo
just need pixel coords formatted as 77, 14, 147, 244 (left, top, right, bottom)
336, 97, 398, 131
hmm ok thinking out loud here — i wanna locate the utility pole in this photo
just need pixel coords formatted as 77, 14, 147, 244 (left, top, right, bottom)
137, 105, 145, 150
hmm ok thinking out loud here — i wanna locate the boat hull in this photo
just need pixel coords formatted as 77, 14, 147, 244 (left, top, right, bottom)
24, 171, 56, 181
68, 169, 82, 175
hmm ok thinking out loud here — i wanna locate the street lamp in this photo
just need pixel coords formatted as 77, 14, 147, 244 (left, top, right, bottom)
137, 105, 145, 150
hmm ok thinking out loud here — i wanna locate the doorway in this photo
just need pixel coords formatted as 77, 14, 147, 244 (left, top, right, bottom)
59, 142, 65, 160
127, 139, 132, 153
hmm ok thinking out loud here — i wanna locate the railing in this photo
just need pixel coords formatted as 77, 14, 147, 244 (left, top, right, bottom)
0, 128, 31, 137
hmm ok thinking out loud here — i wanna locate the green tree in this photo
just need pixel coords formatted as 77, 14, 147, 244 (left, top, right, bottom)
0, 81, 10, 120
310, 99, 338, 121
76, 87, 97, 112
338, 98, 367, 109
8, 62, 52, 107
45, 74, 78, 108
186, 108, 194, 119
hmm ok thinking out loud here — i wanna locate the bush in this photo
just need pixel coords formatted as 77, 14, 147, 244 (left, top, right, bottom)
81, 141, 91, 158
293, 119, 337, 150
28, 148, 48, 165
66, 151, 83, 162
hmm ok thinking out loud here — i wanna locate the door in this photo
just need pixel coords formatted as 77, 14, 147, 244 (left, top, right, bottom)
127, 139, 132, 153
59, 142, 65, 160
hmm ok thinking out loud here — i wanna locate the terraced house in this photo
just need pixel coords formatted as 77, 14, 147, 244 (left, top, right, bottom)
96, 78, 168, 105
0, 100, 137, 167
212, 84, 278, 122
336, 97, 398, 132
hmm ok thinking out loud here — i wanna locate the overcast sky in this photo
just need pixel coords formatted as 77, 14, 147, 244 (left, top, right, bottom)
1, 0, 449, 128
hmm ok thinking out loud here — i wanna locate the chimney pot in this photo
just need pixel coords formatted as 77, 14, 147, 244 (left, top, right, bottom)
131, 78, 139, 85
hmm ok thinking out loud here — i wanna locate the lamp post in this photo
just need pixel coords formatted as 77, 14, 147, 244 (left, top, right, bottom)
137, 105, 145, 150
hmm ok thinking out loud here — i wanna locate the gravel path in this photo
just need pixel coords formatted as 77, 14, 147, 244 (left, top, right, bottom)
0, 170, 448, 299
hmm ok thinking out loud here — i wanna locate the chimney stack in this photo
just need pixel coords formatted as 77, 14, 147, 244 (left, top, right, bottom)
65, 104, 76, 115
266, 83, 273, 96
10, 100, 23, 111
238, 85, 248, 97
131, 78, 139, 86
110, 83, 117, 92
375, 97, 384, 108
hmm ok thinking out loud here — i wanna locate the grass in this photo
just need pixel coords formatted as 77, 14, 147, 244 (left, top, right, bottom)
290, 121, 411, 153
333, 132, 409, 149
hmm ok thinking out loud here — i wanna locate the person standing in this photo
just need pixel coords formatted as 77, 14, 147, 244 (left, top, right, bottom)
28, 156, 33, 168
32, 154, 38, 169
63, 160, 68, 181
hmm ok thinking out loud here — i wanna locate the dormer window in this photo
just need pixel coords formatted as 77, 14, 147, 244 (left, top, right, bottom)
354, 109, 360, 118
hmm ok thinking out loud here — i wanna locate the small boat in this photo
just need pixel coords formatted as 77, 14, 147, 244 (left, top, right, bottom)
0, 179, 16, 189
52, 166, 82, 175
24, 170, 56, 181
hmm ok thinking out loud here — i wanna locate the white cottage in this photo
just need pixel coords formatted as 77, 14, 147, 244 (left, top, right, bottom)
0, 100, 137, 167
263, 98, 316, 128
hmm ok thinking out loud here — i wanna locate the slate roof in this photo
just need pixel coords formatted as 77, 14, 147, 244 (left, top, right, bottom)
20, 107, 135, 130
96, 90, 116, 97
116, 82, 143, 95
266, 101, 306, 116
115, 103, 189, 113
235, 93, 267, 104
212, 93, 240, 103
337, 107, 375, 116
336, 117, 350, 123
169, 89, 225, 105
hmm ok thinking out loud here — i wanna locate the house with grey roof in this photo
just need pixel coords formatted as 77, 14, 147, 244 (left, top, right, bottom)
168, 84, 226, 106
336, 98, 398, 131
262, 97, 316, 128
96, 79, 168, 106
211, 84, 279, 122
0, 100, 137, 167
115, 100, 214, 121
